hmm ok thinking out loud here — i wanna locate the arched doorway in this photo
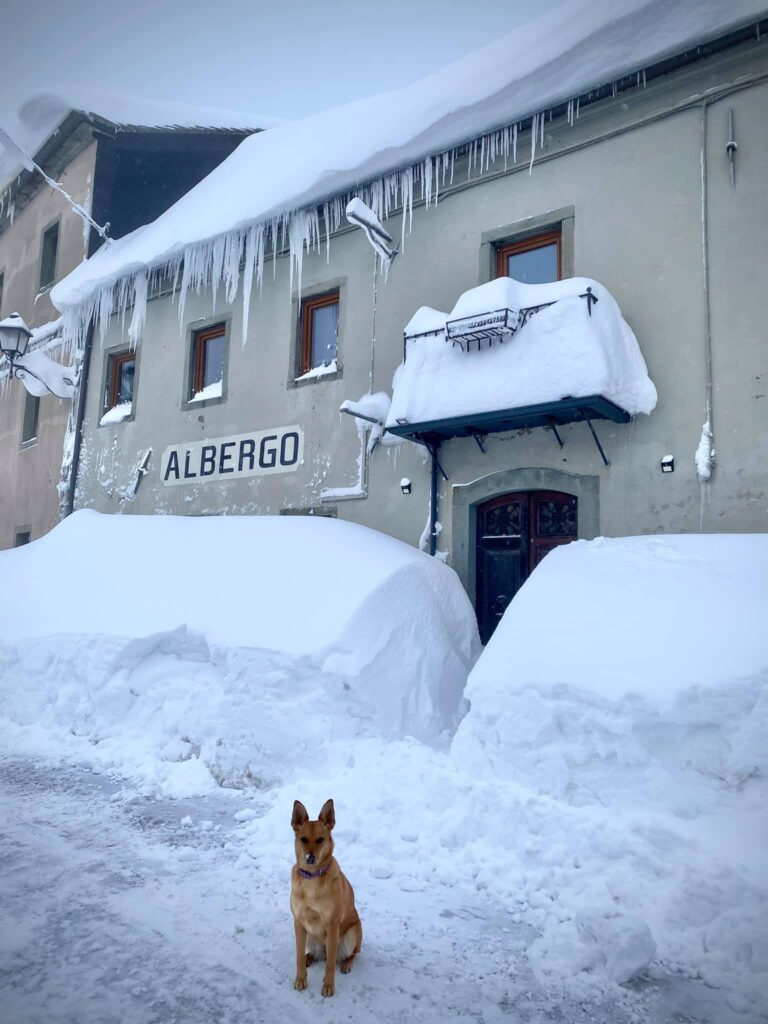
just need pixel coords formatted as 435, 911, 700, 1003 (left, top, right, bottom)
476, 490, 577, 643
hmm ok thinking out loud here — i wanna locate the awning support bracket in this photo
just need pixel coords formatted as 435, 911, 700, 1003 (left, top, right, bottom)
582, 411, 610, 466
547, 418, 564, 449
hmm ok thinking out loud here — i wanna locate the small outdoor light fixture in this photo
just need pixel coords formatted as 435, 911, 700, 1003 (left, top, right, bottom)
400, 477, 412, 494
0, 312, 33, 369
661, 455, 675, 473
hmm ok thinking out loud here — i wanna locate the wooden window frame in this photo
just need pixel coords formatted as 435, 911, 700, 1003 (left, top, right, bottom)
190, 322, 226, 398
495, 229, 562, 281
299, 290, 339, 377
106, 350, 136, 410
39, 219, 60, 290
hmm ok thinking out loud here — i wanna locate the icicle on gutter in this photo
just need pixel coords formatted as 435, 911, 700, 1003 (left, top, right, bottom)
59, 95, 606, 354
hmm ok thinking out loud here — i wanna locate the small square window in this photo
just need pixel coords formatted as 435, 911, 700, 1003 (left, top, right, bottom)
14, 530, 31, 547
189, 323, 226, 403
20, 392, 39, 445
299, 291, 339, 377
103, 351, 136, 423
39, 222, 60, 290
496, 229, 561, 284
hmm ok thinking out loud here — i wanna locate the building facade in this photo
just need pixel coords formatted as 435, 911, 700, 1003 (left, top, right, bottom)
0, 112, 257, 548
65, 30, 768, 637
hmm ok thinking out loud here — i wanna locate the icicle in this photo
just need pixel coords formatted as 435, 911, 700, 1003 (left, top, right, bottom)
529, 113, 538, 174
128, 272, 148, 346
241, 227, 257, 347
512, 124, 518, 164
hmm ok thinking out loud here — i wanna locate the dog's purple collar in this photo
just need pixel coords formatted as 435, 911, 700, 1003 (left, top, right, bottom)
297, 861, 331, 879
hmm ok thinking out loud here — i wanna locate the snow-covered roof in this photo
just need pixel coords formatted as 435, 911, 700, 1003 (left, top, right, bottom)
387, 276, 657, 428
51, 0, 767, 334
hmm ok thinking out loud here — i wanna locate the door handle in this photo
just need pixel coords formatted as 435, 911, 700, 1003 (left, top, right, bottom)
492, 595, 508, 617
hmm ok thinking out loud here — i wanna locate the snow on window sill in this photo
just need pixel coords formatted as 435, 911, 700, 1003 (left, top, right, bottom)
295, 359, 338, 383
99, 402, 133, 426
189, 380, 224, 403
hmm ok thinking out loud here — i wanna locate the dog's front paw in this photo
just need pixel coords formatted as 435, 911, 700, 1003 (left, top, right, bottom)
321, 980, 335, 997
294, 976, 307, 991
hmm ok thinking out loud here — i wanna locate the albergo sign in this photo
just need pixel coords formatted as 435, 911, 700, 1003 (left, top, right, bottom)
161, 426, 303, 485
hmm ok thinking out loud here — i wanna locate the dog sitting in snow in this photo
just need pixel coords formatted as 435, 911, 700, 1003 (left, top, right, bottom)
290, 799, 362, 997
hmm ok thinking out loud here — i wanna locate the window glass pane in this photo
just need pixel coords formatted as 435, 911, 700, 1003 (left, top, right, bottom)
202, 335, 225, 388
117, 359, 135, 404
310, 302, 338, 367
14, 531, 31, 546
21, 393, 39, 443
505, 242, 558, 284
40, 223, 59, 288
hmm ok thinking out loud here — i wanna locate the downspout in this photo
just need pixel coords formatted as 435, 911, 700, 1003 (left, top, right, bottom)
63, 320, 94, 517
700, 100, 715, 478
429, 443, 439, 556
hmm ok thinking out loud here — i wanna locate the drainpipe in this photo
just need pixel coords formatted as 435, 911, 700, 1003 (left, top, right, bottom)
63, 320, 94, 518
700, 100, 715, 476
429, 443, 439, 556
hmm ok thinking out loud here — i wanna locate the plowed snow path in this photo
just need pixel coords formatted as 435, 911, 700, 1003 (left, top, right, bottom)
0, 757, 736, 1024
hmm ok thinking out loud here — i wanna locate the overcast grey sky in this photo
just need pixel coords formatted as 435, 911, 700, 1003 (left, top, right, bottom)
2, 0, 560, 133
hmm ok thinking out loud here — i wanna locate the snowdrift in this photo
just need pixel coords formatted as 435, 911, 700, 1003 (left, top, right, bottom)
388, 276, 657, 425
0, 512, 479, 769
451, 534, 768, 1002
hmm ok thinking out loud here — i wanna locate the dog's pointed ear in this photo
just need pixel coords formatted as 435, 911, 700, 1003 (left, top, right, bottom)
318, 799, 335, 831
292, 800, 309, 832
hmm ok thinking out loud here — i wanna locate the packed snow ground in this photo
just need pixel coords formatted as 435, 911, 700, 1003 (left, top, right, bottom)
1, 522, 766, 1021
0, 755, 761, 1024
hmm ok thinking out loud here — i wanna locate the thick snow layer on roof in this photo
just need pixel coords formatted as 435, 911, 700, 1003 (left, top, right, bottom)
388, 277, 657, 424
0, 510, 479, 740
0, 92, 278, 187
51, 0, 768, 312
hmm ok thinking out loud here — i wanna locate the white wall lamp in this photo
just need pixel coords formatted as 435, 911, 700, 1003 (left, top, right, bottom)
400, 478, 412, 494
661, 455, 675, 473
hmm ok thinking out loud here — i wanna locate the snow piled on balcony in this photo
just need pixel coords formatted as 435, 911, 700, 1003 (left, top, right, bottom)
387, 276, 657, 427
50, 0, 767, 346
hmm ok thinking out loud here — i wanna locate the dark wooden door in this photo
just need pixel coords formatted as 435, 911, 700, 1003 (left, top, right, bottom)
476, 490, 577, 643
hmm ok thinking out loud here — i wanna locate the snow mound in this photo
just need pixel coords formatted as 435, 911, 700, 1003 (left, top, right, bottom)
0, 511, 479, 743
388, 277, 657, 424
451, 534, 768, 998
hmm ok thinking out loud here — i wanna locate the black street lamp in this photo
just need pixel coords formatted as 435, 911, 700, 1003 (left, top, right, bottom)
0, 312, 33, 370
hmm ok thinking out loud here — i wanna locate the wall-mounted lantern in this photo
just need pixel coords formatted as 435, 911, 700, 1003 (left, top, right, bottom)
0, 313, 33, 370
400, 477, 412, 494
661, 455, 674, 473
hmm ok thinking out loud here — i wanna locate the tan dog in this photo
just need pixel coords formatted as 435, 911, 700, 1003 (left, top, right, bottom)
290, 799, 362, 997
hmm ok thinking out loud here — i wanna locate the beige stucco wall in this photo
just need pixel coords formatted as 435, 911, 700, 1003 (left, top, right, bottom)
74, 40, 768, 580
0, 141, 96, 548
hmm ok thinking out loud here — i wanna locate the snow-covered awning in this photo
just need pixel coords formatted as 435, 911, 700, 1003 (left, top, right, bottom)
385, 276, 656, 451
